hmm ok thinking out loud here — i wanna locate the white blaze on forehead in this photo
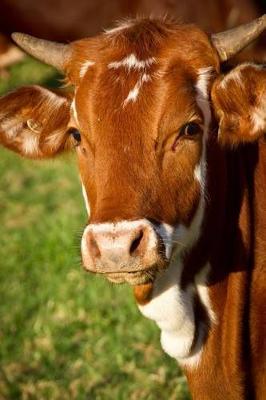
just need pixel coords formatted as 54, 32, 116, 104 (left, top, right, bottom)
79, 60, 95, 79
108, 53, 155, 71
123, 73, 151, 106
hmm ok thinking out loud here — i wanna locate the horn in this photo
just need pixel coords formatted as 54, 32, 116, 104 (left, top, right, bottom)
11, 33, 71, 71
212, 14, 266, 62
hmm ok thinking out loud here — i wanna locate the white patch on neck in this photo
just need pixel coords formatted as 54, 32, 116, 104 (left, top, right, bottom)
79, 60, 95, 79
123, 73, 151, 106
108, 54, 155, 71
139, 67, 215, 368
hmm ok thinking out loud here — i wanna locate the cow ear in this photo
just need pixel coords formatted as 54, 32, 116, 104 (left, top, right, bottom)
0, 85, 75, 158
211, 64, 266, 147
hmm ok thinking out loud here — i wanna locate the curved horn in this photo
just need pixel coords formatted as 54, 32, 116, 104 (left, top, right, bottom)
11, 33, 71, 71
212, 14, 266, 62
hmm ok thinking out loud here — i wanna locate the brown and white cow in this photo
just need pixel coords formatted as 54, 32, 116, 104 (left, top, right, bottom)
0, 15, 266, 399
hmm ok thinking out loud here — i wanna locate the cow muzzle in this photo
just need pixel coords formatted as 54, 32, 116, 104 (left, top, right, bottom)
81, 220, 167, 284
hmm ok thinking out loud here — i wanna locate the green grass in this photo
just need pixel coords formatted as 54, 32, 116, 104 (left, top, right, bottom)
0, 57, 190, 399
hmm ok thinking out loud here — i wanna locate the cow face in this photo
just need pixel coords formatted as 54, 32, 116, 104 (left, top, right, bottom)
1, 18, 265, 287
69, 22, 218, 284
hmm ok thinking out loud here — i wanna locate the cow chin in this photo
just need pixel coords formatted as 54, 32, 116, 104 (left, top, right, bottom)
84, 258, 168, 285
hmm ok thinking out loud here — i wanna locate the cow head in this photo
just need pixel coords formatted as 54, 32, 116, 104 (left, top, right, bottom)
0, 16, 265, 290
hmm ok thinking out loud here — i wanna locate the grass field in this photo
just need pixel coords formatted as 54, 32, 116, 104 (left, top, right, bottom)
0, 57, 190, 399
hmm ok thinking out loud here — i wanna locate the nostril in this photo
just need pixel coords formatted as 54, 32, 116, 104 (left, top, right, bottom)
130, 229, 144, 255
87, 233, 101, 259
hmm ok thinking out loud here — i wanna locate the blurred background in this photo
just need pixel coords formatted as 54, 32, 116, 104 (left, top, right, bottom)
0, 1, 265, 399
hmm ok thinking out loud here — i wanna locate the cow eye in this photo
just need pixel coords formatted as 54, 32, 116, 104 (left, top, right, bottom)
68, 128, 81, 145
172, 122, 202, 151
181, 122, 202, 137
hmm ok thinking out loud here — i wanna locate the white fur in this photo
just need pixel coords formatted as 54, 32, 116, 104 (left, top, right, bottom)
194, 163, 202, 185
220, 68, 243, 89
251, 95, 266, 133
108, 54, 155, 71
71, 99, 79, 124
139, 261, 196, 359
80, 60, 95, 79
81, 184, 90, 216
22, 134, 39, 155
155, 223, 175, 260
219, 63, 264, 90
123, 73, 151, 106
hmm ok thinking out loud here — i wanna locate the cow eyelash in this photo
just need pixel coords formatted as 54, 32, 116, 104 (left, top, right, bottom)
172, 122, 202, 151
68, 128, 81, 145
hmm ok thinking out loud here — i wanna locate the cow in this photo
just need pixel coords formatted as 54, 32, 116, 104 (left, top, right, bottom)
0, 14, 265, 399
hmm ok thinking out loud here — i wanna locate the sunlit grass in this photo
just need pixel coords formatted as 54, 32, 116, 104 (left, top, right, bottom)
0, 57, 190, 399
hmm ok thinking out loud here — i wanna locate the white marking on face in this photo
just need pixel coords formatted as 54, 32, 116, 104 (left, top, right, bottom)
79, 60, 95, 79
123, 73, 151, 106
108, 54, 155, 71
194, 163, 202, 185
139, 67, 214, 368
71, 99, 79, 124
81, 184, 90, 216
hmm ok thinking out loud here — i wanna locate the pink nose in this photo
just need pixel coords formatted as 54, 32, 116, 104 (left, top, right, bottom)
81, 220, 158, 273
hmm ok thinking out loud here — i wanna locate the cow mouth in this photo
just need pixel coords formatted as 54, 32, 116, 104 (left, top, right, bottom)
84, 262, 166, 285
104, 269, 158, 285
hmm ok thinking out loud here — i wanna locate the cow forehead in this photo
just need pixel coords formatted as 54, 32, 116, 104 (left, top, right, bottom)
71, 20, 218, 142
71, 19, 218, 76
